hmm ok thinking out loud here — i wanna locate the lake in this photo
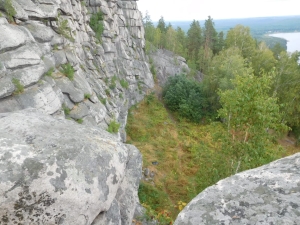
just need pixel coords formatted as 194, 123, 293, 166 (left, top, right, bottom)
269, 32, 300, 53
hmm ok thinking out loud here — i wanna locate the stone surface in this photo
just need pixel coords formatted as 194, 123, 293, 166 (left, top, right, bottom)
174, 153, 300, 225
150, 49, 203, 86
0, 109, 142, 224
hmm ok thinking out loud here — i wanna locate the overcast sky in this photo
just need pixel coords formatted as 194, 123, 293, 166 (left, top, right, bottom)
137, 0, 300, 21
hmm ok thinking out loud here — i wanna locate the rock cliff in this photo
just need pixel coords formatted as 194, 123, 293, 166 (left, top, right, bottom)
0, 0, 152, 224
174, 153, 300, 225
0, 0, 154, 141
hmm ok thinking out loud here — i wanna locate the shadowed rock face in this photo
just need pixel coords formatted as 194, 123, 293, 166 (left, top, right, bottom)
174, 153, 300, 225
0, 109, 142, 224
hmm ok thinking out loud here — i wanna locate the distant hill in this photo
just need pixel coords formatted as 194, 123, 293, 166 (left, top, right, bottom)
164, 15, 300, 35
154, 15, 300, 50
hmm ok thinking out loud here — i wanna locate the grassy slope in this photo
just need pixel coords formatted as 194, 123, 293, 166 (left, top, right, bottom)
127, 92, 300, 222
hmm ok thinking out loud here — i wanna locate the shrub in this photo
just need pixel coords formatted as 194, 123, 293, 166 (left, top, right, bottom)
57, 17, 74, 42
84, 93, 91, 99
90, 11, 104, 42
12, 78, 24, 95
62, 104, 70, 116
162, 74, 211, 122
76, 118, 83, 124
60, 63, 75, 80
98, 96, 106, 105
120, 79, 129, 89
109, 76, 117, 90
107, 119, 120, 133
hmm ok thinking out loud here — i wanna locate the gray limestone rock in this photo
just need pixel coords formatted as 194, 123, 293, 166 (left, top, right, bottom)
174, 153, 300, 225
0, 108, 142, 224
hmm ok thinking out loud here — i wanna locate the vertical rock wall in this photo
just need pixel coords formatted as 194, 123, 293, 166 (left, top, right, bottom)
0, 0, 154, 141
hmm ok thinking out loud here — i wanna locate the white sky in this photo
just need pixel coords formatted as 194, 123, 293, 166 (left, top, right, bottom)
137, 0, 300, 21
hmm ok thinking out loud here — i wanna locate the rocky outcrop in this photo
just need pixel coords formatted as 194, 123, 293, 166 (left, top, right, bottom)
174, 153, 300, 225
0, 0, 154, 141
0, 108, 142, 224
149, 49, 203, 86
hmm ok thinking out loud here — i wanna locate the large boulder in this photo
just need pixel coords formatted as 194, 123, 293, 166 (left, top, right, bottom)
0, 109, 142, 225
175, 153, 300, 225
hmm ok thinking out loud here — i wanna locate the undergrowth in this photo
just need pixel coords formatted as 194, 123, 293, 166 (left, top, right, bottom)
126, 92, 292, 222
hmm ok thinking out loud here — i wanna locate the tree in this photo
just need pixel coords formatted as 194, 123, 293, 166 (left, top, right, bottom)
162, 74, 211, 122
203, 47, 247, 114
251, 42, 277, 76
273, 51, 300, 127
225, 25, 256, 59
175, 27, 187, 57
186, 20, 203, 64
218, 71, 287, 171
203, 16, 218, 54
157, 16, 167, 33
165, 27, 177, 52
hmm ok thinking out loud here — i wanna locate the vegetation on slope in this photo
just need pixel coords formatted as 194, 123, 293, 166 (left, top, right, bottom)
127, 91, 298, 223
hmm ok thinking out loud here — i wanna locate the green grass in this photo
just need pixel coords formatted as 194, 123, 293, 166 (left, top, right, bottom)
90, 11, 104, 42
12, 78, 24, 95
120, 79, 129, 89
3, 0, 16, 22
76, 118, 83, 124
60, 63, 75, 80
57, 17, 74, 42
126, 91, 292, 222
107, 119, 120, 133
84, 93, 91, 99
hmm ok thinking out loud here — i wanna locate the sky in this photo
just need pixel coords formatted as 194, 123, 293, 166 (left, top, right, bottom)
137, 0, 300, 21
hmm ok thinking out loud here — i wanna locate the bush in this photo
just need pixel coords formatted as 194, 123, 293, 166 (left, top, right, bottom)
84, 93, 91, 99
57, 17, 74, 42
60, 63, 75, 80
162, 74, 211, 122
107, 119, 120, 133
120, 79, 129, 89
12, 78, 24, 95
90, 11, 104, 42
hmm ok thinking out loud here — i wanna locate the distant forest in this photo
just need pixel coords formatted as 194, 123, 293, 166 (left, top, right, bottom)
156, 15, 300, 50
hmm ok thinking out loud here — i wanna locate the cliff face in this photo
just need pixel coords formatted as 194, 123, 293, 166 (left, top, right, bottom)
0, 0, 152, 224
0, 0, 154, 141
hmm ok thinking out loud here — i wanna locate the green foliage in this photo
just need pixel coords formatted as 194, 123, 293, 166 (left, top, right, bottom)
84, 93, 91, 99
225, 25, 256, 59
44, 67, 54, 77
12, 78, 24, 95
62, 104, 70, 116
120, 79, 129, 89
203, 47, 247, 113
57, 17, 74, 42
218, 71, 288, 170
272, 51, 300, 127
98, 96, 106, 105
3, 0, 16, 22
107, 119, 120, 133
186, 20, 203, 64
90, 11, 104, 42
109, 76, 117, 90
60, 63, 75, 80
76, 118, 83, 124
162, 74, 211, 122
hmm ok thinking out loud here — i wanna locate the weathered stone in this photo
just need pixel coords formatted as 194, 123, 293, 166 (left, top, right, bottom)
0, 45, 41, 70
0, 109, 142, 224
0, 24, 28, 52
55, 77, 84, 103
15, 82, 61, 114
23, 21, 55, 43
0, 77, 14, 98
174, 153, 300, 225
